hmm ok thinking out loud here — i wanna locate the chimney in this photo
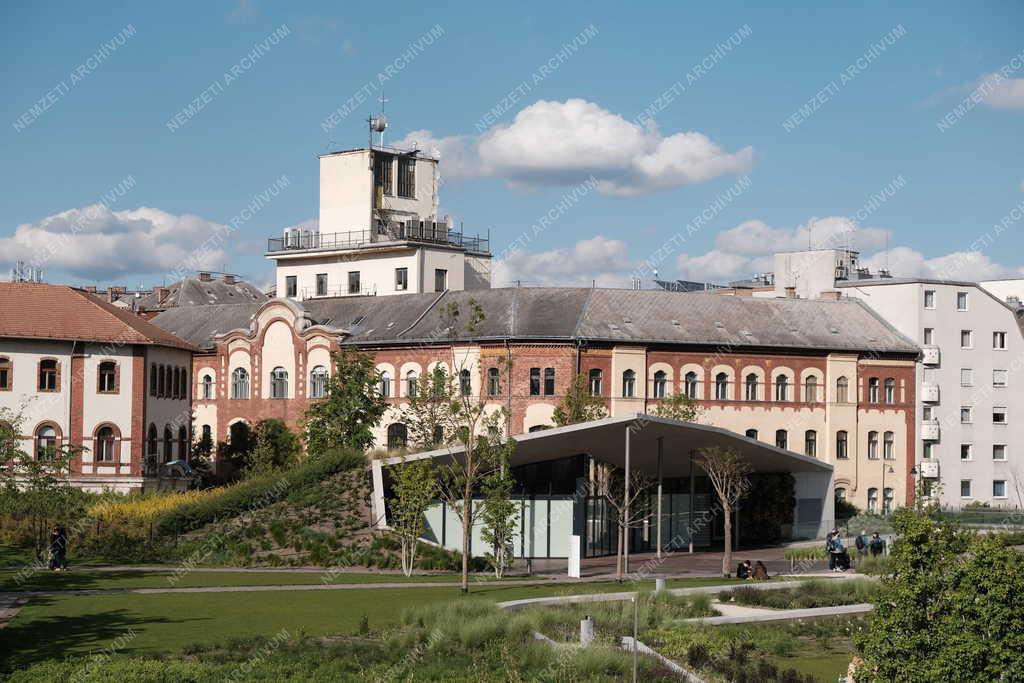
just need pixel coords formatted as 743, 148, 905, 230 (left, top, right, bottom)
107, 286, 126, 303
784, 286, 797, 299
84, 285, 97, 293
198, 272, 212, 282
222, 274, 236, 285
154, 286, 169, 303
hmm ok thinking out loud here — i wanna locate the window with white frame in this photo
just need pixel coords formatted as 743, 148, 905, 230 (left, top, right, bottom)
775, 429, 787, 450
923, 327, 934, 344
867, 431, 879, 459
231, 368, 249, 400
994, 480, 1007, 498
201, 374, 213, 400
804, 375, 818, 402
883, 431, 894, 459
961, 406, 973, 424
960, 480, 971, 497
961, 443, 972, 460
836, 430, 848, 459
961, 368, 974, 387
379, 371, 391, 398
923, 442, 935, 459
956, 291, 968, 311
923, 405, 934, 421
774, 374, 789, 401
993, 444, 1007, 460
884, 378, 895, 403
867, 487, 879, 512
683, 371, 698, 399
715, 372, 728, 400
994, 331, 1007, 350
622, 370, 636, 398
883, 487, 894, 514
993, 406, 1008, 424
868, 377, 880, 403
309, 366, 328, 399
924, 290, 935, 309
653, 370, 668, 399
745, 373, 758, 401
961, 330, 973, 348
270, 368, 289, 399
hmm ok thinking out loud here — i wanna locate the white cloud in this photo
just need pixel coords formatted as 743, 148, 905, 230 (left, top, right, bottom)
0, 204, 228, 281
493, 235, 635, 287
860, 247, 1021, 281
979, 72, 1024, 110
392, 98, 753, 196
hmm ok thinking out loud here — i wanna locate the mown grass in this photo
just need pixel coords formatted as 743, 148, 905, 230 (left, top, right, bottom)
722, 578, 878, 609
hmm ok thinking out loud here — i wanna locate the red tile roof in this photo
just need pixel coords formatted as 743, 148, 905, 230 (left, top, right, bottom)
0, 283, 196, 351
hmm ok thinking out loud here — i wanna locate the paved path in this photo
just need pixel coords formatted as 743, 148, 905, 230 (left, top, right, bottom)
688, 602, 874, 625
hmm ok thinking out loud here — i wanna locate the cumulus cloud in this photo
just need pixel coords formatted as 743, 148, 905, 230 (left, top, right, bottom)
0, 204, 228, 282
391, 98, 753, 196
493, 235, 635, 287
860, 247, 1021, 282
979, 72, 1024, 110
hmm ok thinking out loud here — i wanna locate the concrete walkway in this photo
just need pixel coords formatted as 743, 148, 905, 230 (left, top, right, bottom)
689, 602, 874, 625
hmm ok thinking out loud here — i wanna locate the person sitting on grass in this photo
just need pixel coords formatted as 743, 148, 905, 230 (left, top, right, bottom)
736, 560, 751, 579
752, 561, 769, 581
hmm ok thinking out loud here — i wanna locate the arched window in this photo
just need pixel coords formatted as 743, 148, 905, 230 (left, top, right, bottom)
622, 370, 636, 398
459, 369, 472, 397
201, 425, 212, 444
163, 426, 173, 462
867, 487, 879, 513
35, 425, 58, 458
147, 424, 158, 456
683, 371, 698, 399
774, 374, 789, 401
487, 368, 500, 397
805, 430, 817, 457
270, 368, 288, 399
95, 426, 116, 462
882, 487, 894, 514
0, 356, 11, 391
775, 429, 788, 450
867, 431, 879, 459
379, 371, 391, 398
883, 431, 895, 460
745, 428, 758, 440
836, 430, 849, 459
201, 374, 213, 400
38, 359, 58, 392
97, 361, 116, 393
884, 378, 895, 404
309, 366, 328, 399
157, 365, 165, 397
588, 369, 603, 396
149, 365, 157, 397
835, 487, 847, 502
406, 370, 419, 397
178, 425, 188, 460
715, 372, 728, 400
387, 423, 408, 450
652, 370, 667, 399
745, 373, 758, 401
804, 376, 818, 403
836, 376, 849, 403
868, 377, 880, 403
231, 368, 249, 400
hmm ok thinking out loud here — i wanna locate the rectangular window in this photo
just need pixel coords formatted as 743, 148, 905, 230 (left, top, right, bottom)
994, 480, 1007, 498
285, 275, 297, 298
529, 368, 540, 396
434, 269, 447, 292
961, 443, 972, 460
924, 290, 935, 309
993, 444, 1007, 460
961, 406, 973, 424
348, 271, 360, 294
923, 442, 935, 459
374, 153, 394, 195
923, 405, 934, 421
543, 368, 555, 396
961, 330, 973, 348
993, 406, 1008, 424
960, 480, 971, 498
956, 291, 968, 311
923, 328, 934, 345
0, 359, 9, 391
315, 273, 327, 297
395, 267, 408, 291
994, 369, 1008, 387
397, 156, 416, 198
993, 331, 1007, 349
961, 368, 974, 387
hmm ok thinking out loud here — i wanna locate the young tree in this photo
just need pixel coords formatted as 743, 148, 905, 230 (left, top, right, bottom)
245, 419, 301, 475
697, 446, 751, 576
599, 465, 655, 582
651, 391, 702, 423
389, 458, 438, 577
853, 510, 1024, 682
479, 454, 518, 580
304, 348, 387, 456
403, 365, 454, 450
552, 373, 607, 426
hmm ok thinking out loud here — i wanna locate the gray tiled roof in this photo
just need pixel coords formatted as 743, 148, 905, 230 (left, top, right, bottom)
151, 288, 920, 356
132, 277, 267, 310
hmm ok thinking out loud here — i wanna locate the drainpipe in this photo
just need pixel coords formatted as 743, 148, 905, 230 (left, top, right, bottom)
504, 339, 512, 434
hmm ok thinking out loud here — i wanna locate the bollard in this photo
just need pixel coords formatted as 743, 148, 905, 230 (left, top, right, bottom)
655, 578, 666, 593
580, 616, 594, 647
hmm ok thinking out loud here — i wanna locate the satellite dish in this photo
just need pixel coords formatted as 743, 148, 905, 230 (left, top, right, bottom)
370, 114, 388, 133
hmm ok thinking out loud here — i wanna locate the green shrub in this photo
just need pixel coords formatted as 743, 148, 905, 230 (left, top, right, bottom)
724, 578, 878, 609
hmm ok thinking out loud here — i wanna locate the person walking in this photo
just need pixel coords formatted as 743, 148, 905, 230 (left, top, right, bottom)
825, 530, 837, 571
49, 525, 67, 571
854, 530, 867, 559
869, 532, 884, 557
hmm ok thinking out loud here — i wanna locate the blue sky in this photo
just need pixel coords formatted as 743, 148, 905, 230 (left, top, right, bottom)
1, 0, 1022, 289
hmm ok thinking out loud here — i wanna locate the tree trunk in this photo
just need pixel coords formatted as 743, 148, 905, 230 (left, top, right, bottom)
461, 483, 471, 593
616, 523, 624, 583
722, 501, 732, 576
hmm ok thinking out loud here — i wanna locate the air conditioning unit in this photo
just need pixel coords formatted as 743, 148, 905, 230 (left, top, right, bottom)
919, 461, 940, 478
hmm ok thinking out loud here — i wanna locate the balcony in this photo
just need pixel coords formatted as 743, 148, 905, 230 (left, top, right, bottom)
921, 382, 940, 403
921, 345, 940, 365
268, 223, 490, 255
920, 419, 940, 441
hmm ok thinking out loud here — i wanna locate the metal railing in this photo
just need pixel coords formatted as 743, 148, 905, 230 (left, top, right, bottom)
267, 224, 490, 254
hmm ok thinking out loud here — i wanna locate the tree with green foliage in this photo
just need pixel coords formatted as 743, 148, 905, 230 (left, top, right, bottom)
552, 373, 607, 426
389, 458, 438, 577
245, 419, 301, 476
651, 391, 702, 423
0, 407, 86, 561
304, 348, 387, 456
479, 462, 517, 580
853, 509, 1024, 682
403, 365, 454, 450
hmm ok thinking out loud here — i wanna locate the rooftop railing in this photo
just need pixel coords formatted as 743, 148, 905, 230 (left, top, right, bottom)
267, 223, 489, 254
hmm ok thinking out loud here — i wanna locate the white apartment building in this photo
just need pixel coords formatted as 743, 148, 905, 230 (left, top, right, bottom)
768, 248, 1024, 508
268, 144, 491, 300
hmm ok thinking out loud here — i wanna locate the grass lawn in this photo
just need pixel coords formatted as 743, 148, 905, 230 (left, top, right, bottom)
0, 576, 741, 671
775, 647, 853, 682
